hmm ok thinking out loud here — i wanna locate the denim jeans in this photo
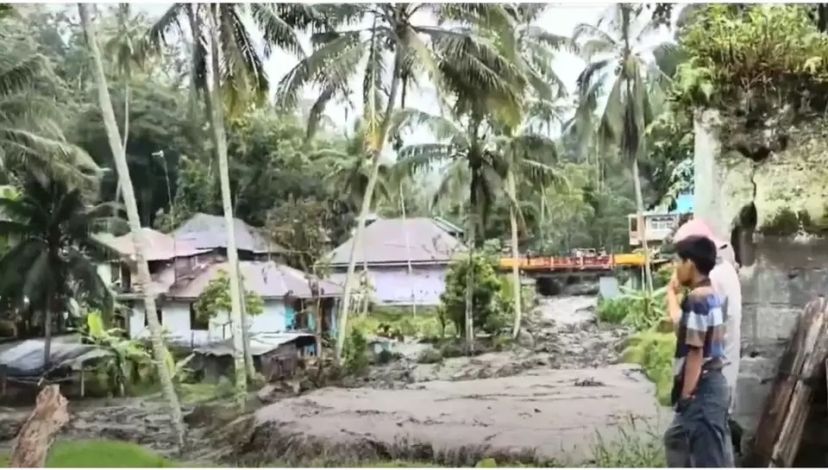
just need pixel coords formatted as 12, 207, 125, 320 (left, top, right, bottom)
664, 370, 732, 467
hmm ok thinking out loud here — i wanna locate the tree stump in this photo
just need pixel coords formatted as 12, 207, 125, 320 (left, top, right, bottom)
10, 385, 70, 467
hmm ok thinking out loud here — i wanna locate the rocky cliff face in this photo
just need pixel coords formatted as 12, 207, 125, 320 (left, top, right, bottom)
695, 109, 828, 465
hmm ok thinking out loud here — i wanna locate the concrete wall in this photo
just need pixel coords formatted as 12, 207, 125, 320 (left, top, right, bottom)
329, 265, 449, 306
128, 299, 289, 347
694, 110, 828, 458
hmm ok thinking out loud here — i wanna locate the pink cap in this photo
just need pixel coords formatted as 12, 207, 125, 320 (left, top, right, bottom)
674, 218, 725, 248
674, 217, 738, 267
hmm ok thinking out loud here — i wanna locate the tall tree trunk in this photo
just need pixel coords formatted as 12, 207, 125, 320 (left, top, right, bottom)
189, 4, 217, 179
237, 262, 255, 379
507, 169, 522, 339
207, 4, 247, 408
42, 308, 51, 373
112, 79, 129, 222
400, 183, 415, 315
185, 4, 202, 148
464, 211, 475, 354
540, 185, 547, 252
632, 156, 653, 294
334, 51, 403, 364
78, 3, 186, 449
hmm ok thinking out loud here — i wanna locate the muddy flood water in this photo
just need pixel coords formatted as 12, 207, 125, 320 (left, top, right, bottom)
1, 295, 671, 466
246, 295, 672, 465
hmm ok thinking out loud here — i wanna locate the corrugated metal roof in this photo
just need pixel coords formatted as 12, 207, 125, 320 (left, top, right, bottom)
327, 217, 466, 266
193, 332, 315, 357
94, 228, 210, 261
166, 260, 343, 300
172, 213, 286, 254
0, 338, 111, 377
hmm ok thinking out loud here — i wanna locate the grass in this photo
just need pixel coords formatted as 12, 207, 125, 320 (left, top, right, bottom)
622, 330, 677, 406
178, 381, 233, 405
589, 415, 667, 468
0, 440, 174, 467
350, 306, 449, 340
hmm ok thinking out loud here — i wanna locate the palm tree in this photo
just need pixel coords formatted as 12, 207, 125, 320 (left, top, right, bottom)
147, 3, 327, 167
102, 3, 146, 219
279, 3, 523, 362
493, 104, 567, 339
78, 3, 186, 449
0, 175, 116, 370
572, 4, 673, 293
148, 3, 326, 403
0, 9, 101, 189
392, 108, 499, 351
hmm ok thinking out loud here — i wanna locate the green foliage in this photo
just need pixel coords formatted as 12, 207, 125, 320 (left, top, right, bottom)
350, 307, 447, 341
622, 331, 676, 406
590, 415, 667, 467
82, 311, 152, 395
676, 5, 828, 114
43, 440, 173, 467
759, 207, 825, 237
343, 328, 370, 375
439, 252, 509, 336
193, 270, 264, 322
597, 286, 667, 332
0, 175, 116, 333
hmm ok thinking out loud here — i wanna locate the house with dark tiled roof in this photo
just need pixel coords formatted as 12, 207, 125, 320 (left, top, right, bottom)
172, 212, 286, 259
94, 214, 339, 349
325, 217, 466, 306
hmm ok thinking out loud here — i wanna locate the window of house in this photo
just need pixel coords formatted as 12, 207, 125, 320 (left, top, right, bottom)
190, 303, 209, 330
144, 309, 162, 326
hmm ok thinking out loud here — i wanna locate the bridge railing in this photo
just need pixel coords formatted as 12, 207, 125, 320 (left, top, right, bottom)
499, 253, 648, 271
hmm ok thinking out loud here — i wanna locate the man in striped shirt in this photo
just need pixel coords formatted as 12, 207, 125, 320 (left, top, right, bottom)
663, 235, 731, 467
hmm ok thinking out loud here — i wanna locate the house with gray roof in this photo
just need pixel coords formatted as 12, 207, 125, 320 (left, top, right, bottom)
172, 212, 286, 260
95, 217, 338, 349
325, 217, 466, 306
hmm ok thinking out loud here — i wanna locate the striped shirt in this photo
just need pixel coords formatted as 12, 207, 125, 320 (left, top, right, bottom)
671, 281, 727, 405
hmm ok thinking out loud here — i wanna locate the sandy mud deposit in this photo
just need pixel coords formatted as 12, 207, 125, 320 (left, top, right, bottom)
243, 365, 669, 465
237, 296, 670, 466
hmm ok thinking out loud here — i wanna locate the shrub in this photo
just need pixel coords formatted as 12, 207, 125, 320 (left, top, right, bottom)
344, 328, 370, 374
352, 308, 447, 341
597, 287, 667, 332
439, 252, 509, 336
597, 297, 629, 324
622, 331, 677, 406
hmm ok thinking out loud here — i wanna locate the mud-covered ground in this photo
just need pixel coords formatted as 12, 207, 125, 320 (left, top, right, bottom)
242, 295, 670, 466
1, 295, 669, 466
247, 365, 668, 465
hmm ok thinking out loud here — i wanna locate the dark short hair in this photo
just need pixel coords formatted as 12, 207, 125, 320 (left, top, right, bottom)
675, 235, 717, 275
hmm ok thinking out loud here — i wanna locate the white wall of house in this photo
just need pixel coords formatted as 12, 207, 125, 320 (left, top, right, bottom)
128, 299, 289, 347
330, 264, 448, 306
96, 263, 112, 287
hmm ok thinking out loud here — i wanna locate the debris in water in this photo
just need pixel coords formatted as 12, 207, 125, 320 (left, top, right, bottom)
574, 377, 604, 387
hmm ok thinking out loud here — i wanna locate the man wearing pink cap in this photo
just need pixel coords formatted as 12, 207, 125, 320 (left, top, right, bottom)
664, 217, 742, 466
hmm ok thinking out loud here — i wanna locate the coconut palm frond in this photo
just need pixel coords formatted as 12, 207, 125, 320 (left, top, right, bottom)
250, 3, 306, 58
276, 30, 363, 109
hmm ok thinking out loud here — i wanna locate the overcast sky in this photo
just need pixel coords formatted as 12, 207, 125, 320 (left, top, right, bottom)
51, 2, 674, 156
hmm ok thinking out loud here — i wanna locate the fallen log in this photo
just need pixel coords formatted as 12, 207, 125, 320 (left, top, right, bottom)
747, 297, 828, 467
10, 385, 70, 467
